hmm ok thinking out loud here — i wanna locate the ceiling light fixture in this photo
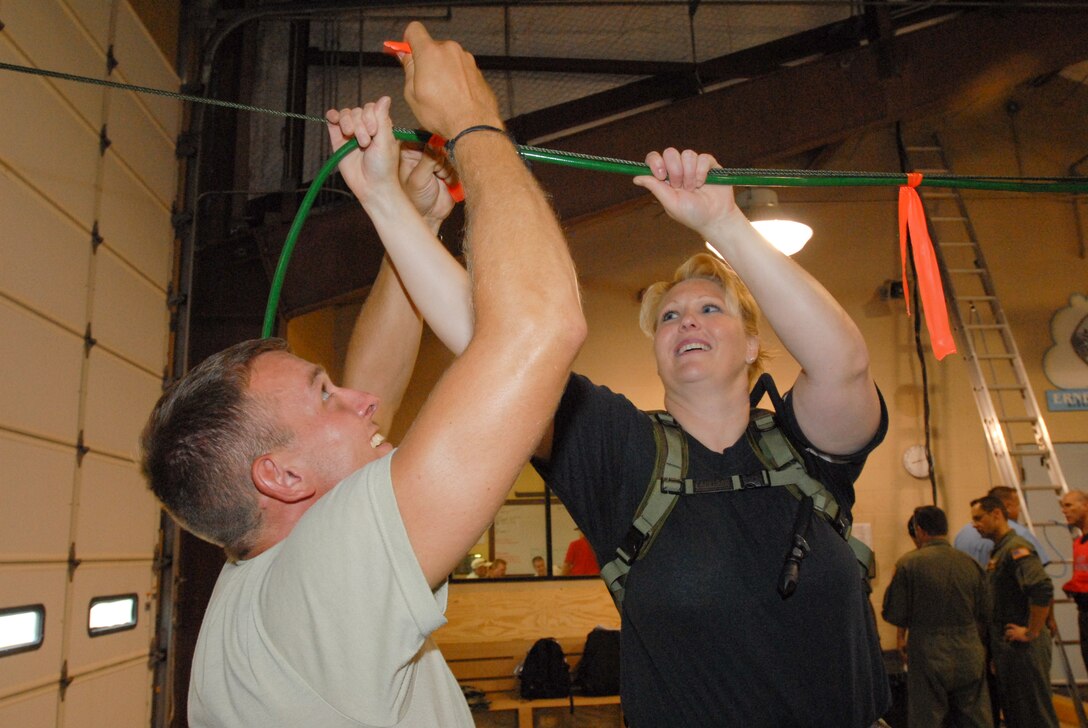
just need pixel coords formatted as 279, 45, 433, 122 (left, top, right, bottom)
736, 188, 813, 256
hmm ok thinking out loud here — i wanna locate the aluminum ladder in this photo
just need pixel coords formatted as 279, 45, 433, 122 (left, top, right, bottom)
905, 133, 1084, 726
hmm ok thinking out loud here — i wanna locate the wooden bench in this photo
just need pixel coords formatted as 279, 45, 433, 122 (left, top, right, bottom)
441, 636, 623, 728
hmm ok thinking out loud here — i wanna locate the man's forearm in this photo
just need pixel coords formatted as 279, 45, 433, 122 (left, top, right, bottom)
1026, 602, 1051, 639
364, 189, 473, 355
343, 256, 422, 433
455, 130, 582, 344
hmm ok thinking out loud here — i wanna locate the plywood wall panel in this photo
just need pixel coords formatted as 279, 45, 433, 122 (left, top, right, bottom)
62, 660, 151, 728
0, 42, 99, 229
0, 433, 74, 560
0, 167, 91, 332
92, 248, 167, 374
435, 579, 620, 645
82, 349, 161, 460
0, 565, 67, 699
76, 455, 159, 560
98, 155, 173, 287
0, 300, 83, 444
65, 562, 154, 675
114, 2, 181, 139
0, 0, 109, 126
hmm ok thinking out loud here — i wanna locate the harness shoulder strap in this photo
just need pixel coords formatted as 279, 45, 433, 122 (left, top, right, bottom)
745, 379, 875, 580
600, 411, 684, 610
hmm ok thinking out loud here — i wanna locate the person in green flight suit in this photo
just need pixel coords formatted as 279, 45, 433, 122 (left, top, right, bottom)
970, 494, 1058, 728
882, 505, 991, 728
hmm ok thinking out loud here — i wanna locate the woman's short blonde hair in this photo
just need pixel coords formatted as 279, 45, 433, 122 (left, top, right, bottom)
639, 252, 769, 385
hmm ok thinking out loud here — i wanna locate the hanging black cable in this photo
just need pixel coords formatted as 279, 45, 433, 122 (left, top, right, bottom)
896, 123, 939, 505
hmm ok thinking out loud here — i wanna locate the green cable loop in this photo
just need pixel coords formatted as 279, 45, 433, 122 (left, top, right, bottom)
262, 139, 360, 338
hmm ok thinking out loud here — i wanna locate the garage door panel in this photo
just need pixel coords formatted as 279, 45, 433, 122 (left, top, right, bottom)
0, 565, 67, 699
83, 349, 162, 460
98, 155, 174, 288
0, 688, 59, 728
1, 0, 108, 126
106, 98, 179, 206
0, 300, 83, 444
93, 249, 168, 374
114, 3, 181, 140
0, 41, 99, 229
77, 455, 160, 559
62, 660, 151, 728
0, 433, 74, 560
66, 563, 154, 675
56, 0, 112, 53
0, 168, 91, 332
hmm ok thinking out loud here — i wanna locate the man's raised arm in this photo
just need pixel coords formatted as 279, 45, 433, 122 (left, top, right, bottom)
391, 22, 586, 587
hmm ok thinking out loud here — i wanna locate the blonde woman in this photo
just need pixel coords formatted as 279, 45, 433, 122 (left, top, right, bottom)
380, 147, 888, 728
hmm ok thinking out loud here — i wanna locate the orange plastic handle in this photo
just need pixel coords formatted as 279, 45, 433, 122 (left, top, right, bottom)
424, 133, 464, 203
383, 40, 412, 56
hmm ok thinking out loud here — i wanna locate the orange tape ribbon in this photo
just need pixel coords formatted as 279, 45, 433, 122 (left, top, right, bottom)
899, 172, 956, 360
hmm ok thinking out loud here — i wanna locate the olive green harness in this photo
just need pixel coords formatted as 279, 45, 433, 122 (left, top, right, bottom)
599, 374, 875, 610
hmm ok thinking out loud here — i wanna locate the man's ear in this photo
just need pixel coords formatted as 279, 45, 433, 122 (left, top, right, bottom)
251, 454, 315, 504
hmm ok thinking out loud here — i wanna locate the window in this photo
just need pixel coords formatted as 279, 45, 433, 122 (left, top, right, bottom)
0, 604, 45, 657
88, 594, 138, 636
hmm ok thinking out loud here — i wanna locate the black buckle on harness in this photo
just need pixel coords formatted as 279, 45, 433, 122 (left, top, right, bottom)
616, 525, 647, 565
740, 472, 767, 489
831, 513, 850, 539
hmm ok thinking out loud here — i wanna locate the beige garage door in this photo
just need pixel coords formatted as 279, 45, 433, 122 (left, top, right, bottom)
0, 2, 178, 726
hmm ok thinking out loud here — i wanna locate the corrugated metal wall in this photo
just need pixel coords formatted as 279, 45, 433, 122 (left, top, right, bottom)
0, 1, 178, 724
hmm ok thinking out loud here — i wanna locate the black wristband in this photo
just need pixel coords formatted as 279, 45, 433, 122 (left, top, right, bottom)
444, 124, 507, 164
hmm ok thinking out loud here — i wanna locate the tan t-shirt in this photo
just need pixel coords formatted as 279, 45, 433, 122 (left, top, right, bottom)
189, 452, 472, 727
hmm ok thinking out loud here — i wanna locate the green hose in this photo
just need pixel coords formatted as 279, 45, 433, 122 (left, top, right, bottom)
261, 129, 1088, 338
514, 143, 1088, 192
262, 140, 360, 338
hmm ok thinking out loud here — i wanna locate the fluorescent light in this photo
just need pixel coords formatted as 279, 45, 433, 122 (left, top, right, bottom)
0, 605, 44, 655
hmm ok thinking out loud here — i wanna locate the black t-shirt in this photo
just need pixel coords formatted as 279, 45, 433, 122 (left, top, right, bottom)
534, 373, 890, 728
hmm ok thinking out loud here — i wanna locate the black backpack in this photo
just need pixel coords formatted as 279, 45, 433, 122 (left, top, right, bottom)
518, 637, 572, 700
572, 627, 621, 696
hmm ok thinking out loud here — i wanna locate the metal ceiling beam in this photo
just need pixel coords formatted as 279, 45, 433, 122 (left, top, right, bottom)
507, 11, 885, 142
305, 10, 901, 144
308, 48, 691, 77
254, 8, 1088, 317
532, 8, 1088, 222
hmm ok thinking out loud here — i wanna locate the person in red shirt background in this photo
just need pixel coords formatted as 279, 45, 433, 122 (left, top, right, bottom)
562, 530, 600, 576
1061, 490, 1088, 670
